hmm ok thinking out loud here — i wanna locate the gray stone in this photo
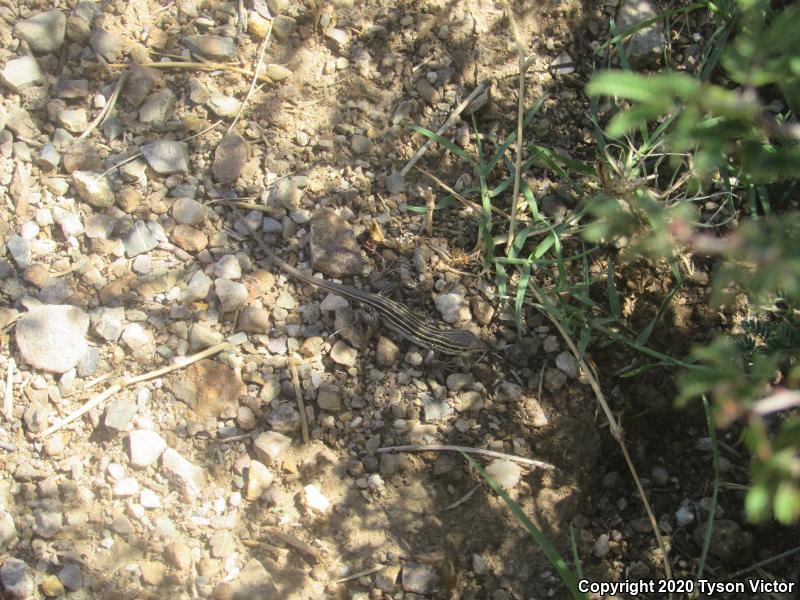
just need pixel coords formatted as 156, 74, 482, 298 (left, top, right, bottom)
123, 65, 161, 107
350, 134, 370, 155
53, 207, 84, 237
316, 384, 342, 411
402, 562, 439, 594
543, 367, 567, 392
4, 107, 40, 138
385, 171, 405, 193
0, 507, 17, 551
141, 140, 190, 174
206, 95, 242, 118
139, 89, 175, 125
309, 208, 364, 277
160, 448, 206, 500
215, 278, 248, 312
15, 305, 89, 373
1, 56, 45, 92
423, 394, 453, 422
214, 255, 241, 279
6, 235, 31, 269
183, 270, 212, 302
94, 306, 125, 341
267, 404, 300, 434
212, 132, 248, 184
85, 213, 118, 239
182, 35, 237, 60
172, 197, 206, 225
123, 220, 159, 257
270, 178, 300, 209
446, 373, 474, 392
34, 510, 63, 538
72, 170, 116, 208
0, 558, 34, 599
58, 108, 88, 133
556, 352, 579, 378
104, 398, 137, 433
77, 346, 99, 377
617, 0, 665, 67
58, 564, 83, 591
90, 28, 125, 62
56, 78, 89, 98
36, 144, 61, 172
189, 323, 223, 350
253, 431, 292, 464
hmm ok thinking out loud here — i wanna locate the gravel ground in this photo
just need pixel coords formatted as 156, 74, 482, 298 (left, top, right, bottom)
1, 1, 796, 599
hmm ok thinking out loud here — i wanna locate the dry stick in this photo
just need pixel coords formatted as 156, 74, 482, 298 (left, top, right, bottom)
333, 564, 391, 584
400, 80, 489, 177
39, 342, 235, 438
78, 71, 127, 141
227, 20, 274, 135
106, 61, 274, 84
377, 444, 555, 470
290, 361, 309, 444
415, 166, 512, 220
3, 358, 14, 420
502, 2, 530, 253
530, 287, 674, 582
264, 528, 322, 563
445, 483, 480, 510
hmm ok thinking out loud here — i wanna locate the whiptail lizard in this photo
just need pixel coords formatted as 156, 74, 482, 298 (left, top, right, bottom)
235, 209, 485, 355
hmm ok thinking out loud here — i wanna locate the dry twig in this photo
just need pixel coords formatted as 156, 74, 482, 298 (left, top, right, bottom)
106, 61, 274, 84
290, 361, 309, 444
502, 1, 533, 253
39, 341, 237, 438
78, 71, 127, 141
377, 444, 555, 469
3, 358, 14, 420
227, 20, 274, 134
400, 80, 490, 177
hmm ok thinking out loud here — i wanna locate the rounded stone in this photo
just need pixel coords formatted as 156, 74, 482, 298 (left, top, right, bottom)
15, 305, 89, 373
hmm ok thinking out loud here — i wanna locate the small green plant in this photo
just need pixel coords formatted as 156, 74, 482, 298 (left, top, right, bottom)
586, 0, 800, 523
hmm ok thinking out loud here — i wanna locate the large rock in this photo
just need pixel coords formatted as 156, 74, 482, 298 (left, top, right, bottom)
15, 305, 89, 373
14, 9, 67, 54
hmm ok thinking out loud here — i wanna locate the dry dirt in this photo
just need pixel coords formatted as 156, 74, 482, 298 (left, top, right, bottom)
1, 1, 798, 599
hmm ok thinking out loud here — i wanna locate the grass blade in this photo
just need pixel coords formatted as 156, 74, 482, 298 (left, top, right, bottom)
411, 124, 475, 166
460, 451, 587, 599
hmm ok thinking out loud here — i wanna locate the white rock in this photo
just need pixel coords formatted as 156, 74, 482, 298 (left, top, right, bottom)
139, 488, 161, 508
1, 56, 45, 91
15, 305, 89, 373
303, 484, 331, 514
112, 477, 140, 497
128, 429, 167, 467
253, 431, 292, 464
160, 448, 206, 500
485, 459, 522, 491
